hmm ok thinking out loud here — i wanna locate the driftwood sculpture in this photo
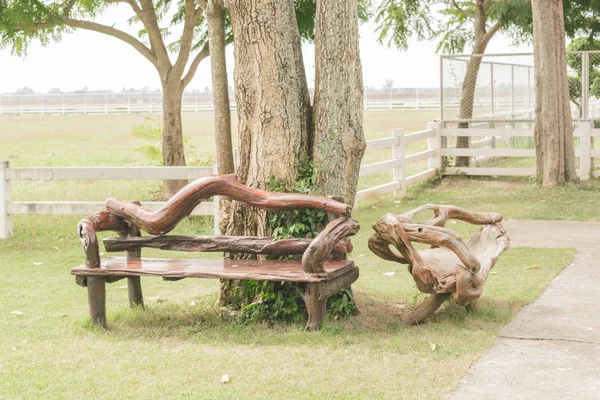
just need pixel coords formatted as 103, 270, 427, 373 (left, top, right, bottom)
368, 204, 509, 325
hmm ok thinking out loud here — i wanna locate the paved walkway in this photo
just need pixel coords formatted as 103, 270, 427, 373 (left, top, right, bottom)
450, 220, 600, 400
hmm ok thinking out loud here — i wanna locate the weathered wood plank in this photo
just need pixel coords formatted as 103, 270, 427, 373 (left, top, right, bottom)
106, 174, 351, 235
317, 267, 359, 300
302, 218, 360, 273
72, 257, 355, 283
103, 235, 350, 255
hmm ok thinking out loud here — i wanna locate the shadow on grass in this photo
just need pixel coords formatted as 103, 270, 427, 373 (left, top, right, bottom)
84, 287, 521, 346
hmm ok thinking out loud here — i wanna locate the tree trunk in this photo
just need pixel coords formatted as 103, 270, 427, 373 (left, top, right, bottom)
531, 0, 578, 186
161, 80, 188, 198
219, 0, 312, 304
206, 0, 235, 235
207, 0, 234, 175
312, 0, 366, 205
456, 53, 485, 167
455, 1, 499, 167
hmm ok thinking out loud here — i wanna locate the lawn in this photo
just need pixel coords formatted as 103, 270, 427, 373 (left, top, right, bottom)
0, 111, 589, 399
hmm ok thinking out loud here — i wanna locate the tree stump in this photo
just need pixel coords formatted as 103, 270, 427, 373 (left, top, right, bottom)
368, 204, 510, 325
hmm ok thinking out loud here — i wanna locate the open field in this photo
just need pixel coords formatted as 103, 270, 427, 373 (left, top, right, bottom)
2, 111, 596, 398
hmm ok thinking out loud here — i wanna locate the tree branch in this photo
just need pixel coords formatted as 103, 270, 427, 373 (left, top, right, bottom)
172, 0, 201, 79
482, 21, 501, 44
62, 18, 156, 66
138, 0, 171, 68
181, 41, 210, 88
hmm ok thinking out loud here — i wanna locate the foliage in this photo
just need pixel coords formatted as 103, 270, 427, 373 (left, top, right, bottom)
131, 116, 208, 166
375, 0, 600, 55
236, 150, 356, 325
295, 0, 372, 42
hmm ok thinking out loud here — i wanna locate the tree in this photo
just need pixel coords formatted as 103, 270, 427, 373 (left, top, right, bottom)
313, 0, 366, 202
531, 0, 578, 186
0, 0, 211, 196
218, 0, 366, 306
376, 0, 530, 166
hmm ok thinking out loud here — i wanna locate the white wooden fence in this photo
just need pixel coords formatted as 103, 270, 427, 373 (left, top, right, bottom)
441, 121, 598, 179
1, 128, 448, 239
354, 122, 441, 203
0, 164, 216, 239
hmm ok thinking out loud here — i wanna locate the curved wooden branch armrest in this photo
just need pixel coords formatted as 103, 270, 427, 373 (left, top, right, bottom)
302, 217, 360, 273
77, 211, 127, 268
106, 174, 352, 235
398, 204, 503, 227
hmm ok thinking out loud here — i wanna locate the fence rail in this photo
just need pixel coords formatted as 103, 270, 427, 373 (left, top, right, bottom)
440, 121, 598, 179
0, 163, 217, 239
1, 127, 448, 239
354, 122, 441, 204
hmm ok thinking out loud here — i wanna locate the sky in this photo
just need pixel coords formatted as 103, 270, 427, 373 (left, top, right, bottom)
0, 6, 533, 94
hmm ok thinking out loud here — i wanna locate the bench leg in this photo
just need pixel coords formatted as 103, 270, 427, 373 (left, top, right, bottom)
86, 276, 107, 328
303, 284, 326, 332
127, 276, 144, 308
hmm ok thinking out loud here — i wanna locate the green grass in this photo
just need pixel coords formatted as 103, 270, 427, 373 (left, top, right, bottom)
0, 111, 589, 399
0, 206, 573, 399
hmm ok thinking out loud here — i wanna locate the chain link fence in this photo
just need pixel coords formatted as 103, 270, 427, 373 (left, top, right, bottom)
441, 53, 535, 122
441, 51, 600, 123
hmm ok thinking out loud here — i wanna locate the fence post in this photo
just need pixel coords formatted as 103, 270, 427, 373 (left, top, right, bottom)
1, 161, 12, 239
582, 52, 590, 121
416, 87, 420, 110
392, 128, 406, 197
579, 121, 592, 180
427, 122, 442, 170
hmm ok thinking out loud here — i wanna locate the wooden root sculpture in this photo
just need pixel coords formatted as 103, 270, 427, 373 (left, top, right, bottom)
368, 204, 510, 325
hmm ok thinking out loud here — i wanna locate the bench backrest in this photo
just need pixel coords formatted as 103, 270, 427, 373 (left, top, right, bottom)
78, 175, 359, 274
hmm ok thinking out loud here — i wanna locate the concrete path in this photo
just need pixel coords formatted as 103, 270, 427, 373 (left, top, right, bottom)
450, 220, 600, 400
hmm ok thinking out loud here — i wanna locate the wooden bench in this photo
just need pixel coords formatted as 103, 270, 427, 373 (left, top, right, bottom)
72, 174, 360, 331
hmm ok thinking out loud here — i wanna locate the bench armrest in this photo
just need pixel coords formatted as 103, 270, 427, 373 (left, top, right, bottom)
302, 217, 360, 273
77, 211, 127, 268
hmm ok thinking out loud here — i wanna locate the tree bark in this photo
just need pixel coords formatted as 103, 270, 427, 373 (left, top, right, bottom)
161, 80, 188, 197
206, 0, 234, 176
531, 0, 578, 186
220, 0, 312, 304
312, 0, 366, 205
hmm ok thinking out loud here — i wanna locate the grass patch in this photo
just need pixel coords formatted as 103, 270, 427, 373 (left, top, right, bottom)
0, 111, 587, 398
0, 189, 575, 399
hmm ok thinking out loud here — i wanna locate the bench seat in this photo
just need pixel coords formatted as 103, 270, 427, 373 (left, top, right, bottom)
72, 257, 357, 283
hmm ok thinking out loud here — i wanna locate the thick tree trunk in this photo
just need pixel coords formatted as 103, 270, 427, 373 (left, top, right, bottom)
219, 0, 312, 304
312, 0, 366, 205
161, 81, 188, 198
531, 0, 578, 186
